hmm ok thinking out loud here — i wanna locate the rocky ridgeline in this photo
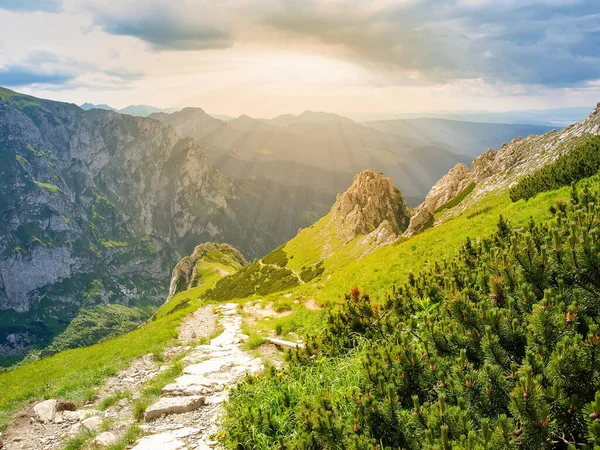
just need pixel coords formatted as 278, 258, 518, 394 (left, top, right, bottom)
1, 304, 263, 449
405, 102, 600, 236
331, 170, 411, 247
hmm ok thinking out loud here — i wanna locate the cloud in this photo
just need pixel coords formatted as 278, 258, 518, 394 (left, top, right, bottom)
0, 0, 62, 13
80, 0, 600, 87
0, 65, 74, 86
259, 0, 600, 87
0, 51, 145, 89
87, 1, 234, 50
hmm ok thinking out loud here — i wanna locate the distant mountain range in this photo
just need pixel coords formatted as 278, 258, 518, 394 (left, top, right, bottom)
82, 102, 592, 127
149, 108, 554, 204
80, 103, 181, 117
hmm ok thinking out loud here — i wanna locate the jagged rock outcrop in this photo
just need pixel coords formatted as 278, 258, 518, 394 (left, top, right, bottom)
331, 170, 411, 243
405, 102, 600, 237
0, 87, 330, 359
167, 243, 246, 300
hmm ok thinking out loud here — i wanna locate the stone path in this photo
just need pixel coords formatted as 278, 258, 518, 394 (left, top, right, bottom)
132, 303, 264, 449
0, 304, 264, 450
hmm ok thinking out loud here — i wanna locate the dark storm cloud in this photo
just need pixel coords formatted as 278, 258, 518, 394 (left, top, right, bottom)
0, 0, 62, 13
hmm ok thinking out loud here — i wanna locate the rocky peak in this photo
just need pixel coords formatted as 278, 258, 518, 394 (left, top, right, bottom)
167, 243, 247, 300
331, 170, 410, 243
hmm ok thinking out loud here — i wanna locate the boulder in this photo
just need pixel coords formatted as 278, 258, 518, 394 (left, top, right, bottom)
33, 399, 58, 423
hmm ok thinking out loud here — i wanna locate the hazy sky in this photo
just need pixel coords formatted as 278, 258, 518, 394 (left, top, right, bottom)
0, 0, 599, 117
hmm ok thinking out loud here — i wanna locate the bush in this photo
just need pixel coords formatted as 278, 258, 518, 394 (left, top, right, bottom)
262, 244, 288, 267
203, 261, 299, 300
299, 261, 325, 282
510, 135, 600, 202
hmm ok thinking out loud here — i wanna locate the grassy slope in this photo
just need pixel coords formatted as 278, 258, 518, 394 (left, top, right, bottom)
240, 183, 576, 341
0, 255, 237, 431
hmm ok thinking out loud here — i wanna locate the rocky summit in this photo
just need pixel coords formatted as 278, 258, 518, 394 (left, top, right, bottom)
331, 170, 411, 244
167, 243, 247, 301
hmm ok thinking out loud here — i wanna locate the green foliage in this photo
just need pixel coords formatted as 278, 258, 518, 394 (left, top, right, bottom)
224, 184, 600, 449
45, 305, 148, 355
131, 360, 183, 421
262, 244, 289, 267
99, 390, 131, 411
33, 179, 61, 193
467, 206, 493, 219
203, 261, 299, 300
82, 279, 103, 306
25, 143, 51, 157
98, 239, 129, 248
434, 182, 476, 214
138, 236, 157, 254
510, 135, 600, 202
300, 260, 325, 282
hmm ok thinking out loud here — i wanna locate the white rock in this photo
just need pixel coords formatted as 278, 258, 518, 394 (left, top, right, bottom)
33, 399, 58, 423
93, 432, 119, 448
81, 416, 103, 432
169, 427, 201, 438
131, 433, 186, 450
144, 396, 206, 421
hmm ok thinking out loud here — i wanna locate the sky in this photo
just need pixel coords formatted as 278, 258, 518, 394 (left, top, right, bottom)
0, 0, 599, 118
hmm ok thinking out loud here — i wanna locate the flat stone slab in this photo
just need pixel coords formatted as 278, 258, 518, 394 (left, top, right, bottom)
131, 432, 186, 450
144, 396, 206, 421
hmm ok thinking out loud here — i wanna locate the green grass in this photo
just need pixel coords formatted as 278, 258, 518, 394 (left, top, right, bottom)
98, 390, 131, 411
132, 359, 184, 421
63, 429, 94, 450
0, 255, 231, 431
222, 349, 363, 449
239, 179, 587, 341
0, 87, 44, 110
262, 244, 288, 267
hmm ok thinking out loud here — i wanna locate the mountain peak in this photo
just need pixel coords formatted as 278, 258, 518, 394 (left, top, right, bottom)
331, 170, 410, 243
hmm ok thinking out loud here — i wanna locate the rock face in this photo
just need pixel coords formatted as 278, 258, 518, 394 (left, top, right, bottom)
167, 243, 246, 301
331, 170, 411, 243
0, 87, 331, 358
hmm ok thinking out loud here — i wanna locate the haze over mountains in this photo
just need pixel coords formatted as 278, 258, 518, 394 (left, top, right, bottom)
150, 107, 554, 205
